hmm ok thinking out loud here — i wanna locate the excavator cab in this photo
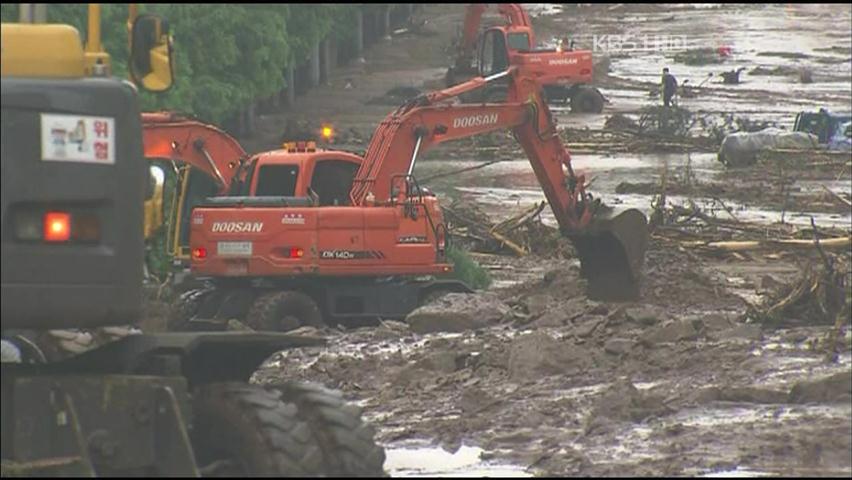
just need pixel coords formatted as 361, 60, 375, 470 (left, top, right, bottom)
478, 29, 649, 301
478, 28, 511, 77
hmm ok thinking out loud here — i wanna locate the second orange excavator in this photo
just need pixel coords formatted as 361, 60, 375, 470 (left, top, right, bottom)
446, 3, 605, 112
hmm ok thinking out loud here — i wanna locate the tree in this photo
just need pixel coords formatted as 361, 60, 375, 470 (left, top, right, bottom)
2, 4, 362, 126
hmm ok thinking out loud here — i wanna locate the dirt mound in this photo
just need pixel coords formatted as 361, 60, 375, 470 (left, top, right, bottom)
586, 379, 670, 430
640, 318, 703, 346
507, 331, 600, 381
406, 292, 511, 334
789, 371, 852, 404
642, 238, 746, 311
689, 385, 788, 404
672, 47, 727, 65
750, 65, 800, 76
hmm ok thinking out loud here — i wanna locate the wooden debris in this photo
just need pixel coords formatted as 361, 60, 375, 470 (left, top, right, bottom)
820, 184, 852, 208
490, 230, 527, 256
444, 201, 569, 258
703, 236, 851, 252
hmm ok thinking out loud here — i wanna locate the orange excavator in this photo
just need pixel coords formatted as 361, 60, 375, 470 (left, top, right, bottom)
149, 27, 647, 332
446, 3, 604, 113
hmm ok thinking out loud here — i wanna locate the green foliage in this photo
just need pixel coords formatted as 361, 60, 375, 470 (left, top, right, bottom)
145, 228, 172, 281
2, 4, 364, 125
446, 246, 492, 290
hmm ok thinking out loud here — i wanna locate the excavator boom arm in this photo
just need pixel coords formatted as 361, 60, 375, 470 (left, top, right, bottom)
141, 112, 248, 193
350, 67, 589, 231
349, 61, 647, 300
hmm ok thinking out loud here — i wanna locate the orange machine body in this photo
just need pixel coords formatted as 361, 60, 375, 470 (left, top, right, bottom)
188, 147, 450, 279
450, 3, 594, 90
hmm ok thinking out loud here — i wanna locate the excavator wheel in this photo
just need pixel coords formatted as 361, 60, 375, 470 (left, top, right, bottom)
246, 290, 324, 332
570, 86, 604, 113
167, 287, 217, 331
272, 381, 388, 477
567, 208, 648, 302
191, 383, 326, 476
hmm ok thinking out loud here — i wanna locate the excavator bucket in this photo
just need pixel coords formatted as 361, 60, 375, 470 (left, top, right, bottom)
567, 208, 649, 302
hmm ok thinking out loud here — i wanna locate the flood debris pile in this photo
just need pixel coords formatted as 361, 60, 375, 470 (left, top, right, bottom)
444, 200, 573, 258
637, 105, 695, 137
671, 47, 728, 66
648, 194, 852, 256
593, 108, 773, 153
750, 245, 851, 330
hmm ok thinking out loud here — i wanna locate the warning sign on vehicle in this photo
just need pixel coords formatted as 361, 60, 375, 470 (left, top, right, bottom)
41, 114, 115, 164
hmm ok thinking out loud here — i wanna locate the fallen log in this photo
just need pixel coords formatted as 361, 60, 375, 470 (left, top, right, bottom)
490, 230, 527, 256
821, 184, 852, 208
702, 236, 851, 252
763, 148, 851, 156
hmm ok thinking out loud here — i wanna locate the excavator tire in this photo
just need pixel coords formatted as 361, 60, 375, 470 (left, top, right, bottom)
571, 86, 604, 113
246, 290, 324, 332
167, 287, 216, 331
191, 383, 325, 476
273, 381, 387, 477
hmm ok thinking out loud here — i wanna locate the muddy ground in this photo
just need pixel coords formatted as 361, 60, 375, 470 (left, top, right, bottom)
155, 3, 852, 477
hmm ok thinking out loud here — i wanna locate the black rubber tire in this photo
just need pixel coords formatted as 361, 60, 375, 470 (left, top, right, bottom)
167, 287, 214, 331
273, 381, 387, 477
245, 290, 324, 332
571, 86, 604, 113
191, 383, 325, 476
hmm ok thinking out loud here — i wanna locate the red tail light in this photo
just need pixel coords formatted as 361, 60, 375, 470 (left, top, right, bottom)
44, 212, 71, 242
436, 227, 446, 251
290, 247, 304, 258
192, 247, 207, 259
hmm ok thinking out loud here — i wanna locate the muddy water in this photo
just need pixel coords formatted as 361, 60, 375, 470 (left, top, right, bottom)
539, 4, 852, 127
385, 443, 531, 477
416, 151, 852, 230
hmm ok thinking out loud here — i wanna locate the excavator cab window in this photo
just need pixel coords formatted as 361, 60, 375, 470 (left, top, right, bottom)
506, 32, 531, 52
479, 28, 509, 77
310, 159, 359, 206
255, 165, 299, 196
179, 168, 219, 249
